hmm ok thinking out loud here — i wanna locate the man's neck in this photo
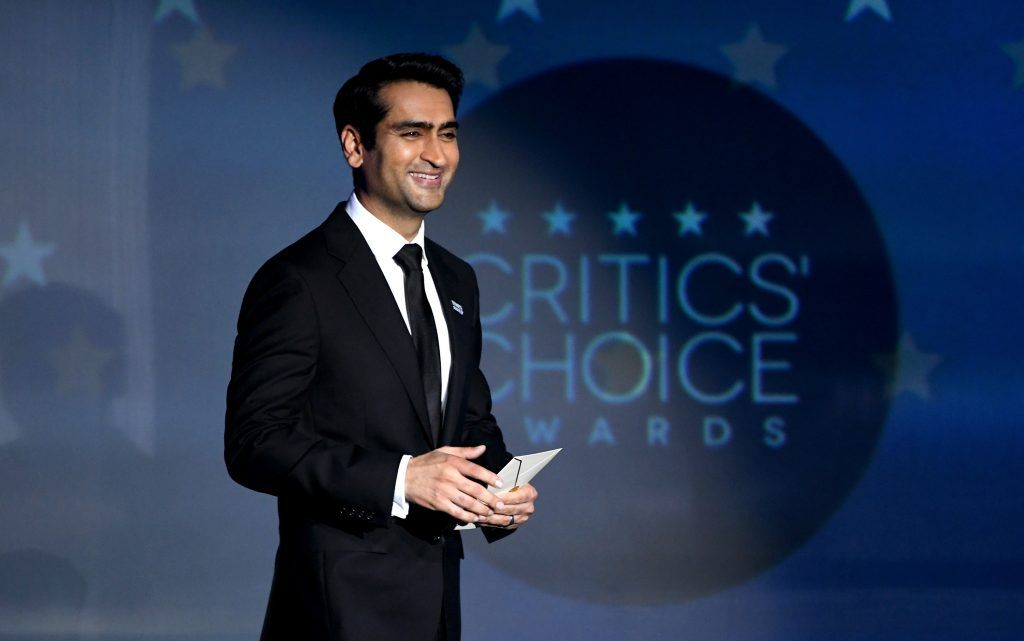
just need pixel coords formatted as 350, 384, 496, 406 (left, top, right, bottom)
354, 188, 424, 242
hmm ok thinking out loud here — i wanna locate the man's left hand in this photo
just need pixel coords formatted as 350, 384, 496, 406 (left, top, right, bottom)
478, 483, 537, 529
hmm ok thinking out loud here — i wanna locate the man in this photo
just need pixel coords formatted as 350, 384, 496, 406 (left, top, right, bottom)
224, 53, 537, 641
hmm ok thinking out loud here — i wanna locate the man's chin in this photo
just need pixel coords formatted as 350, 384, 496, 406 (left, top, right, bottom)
410, 195, 446, 215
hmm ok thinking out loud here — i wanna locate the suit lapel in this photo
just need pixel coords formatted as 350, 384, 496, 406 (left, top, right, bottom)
322, 205, 434, 446
427, 242, 469, 447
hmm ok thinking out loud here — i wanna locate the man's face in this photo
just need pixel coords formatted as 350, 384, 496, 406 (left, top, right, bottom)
351, 81, 460, 220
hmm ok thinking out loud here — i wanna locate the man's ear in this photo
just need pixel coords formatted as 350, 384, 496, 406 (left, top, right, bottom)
341, 124, 364, 169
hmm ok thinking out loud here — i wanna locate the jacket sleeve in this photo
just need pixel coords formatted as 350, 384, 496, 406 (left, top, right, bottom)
224, 257, 401, 525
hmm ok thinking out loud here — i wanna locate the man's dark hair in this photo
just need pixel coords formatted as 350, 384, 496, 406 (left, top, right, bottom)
333, 53, 464, 151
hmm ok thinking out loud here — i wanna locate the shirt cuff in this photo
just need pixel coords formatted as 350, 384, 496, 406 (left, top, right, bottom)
391, 454, 412, 519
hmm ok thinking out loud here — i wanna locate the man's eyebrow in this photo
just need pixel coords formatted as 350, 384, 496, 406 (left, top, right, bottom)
392, 120, 460, 130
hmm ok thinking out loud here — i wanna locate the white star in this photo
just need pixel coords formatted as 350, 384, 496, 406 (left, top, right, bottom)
608, 203, 642, 237
0, 222, 56, 287
720, 24, 788, 90
541, 202, 576, 236
154, 0, 200, 24
739, 202, 774, 237
444, 24, 509, 89
498, 0, 542, 22
875, 333, 943, 400
846, 0, 892, 22
1002, 40, 1024, 89
478, 202, 512, 234
171, 28, 238, 91
672, 203, 708, 237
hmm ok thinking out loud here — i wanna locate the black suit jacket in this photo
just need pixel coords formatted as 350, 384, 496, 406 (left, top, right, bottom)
225, 202, 512, 641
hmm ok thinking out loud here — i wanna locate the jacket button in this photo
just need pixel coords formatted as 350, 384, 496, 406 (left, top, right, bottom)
432, 535, 442, 544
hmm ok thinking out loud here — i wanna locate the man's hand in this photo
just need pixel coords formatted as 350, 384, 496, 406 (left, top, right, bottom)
405, 445, 505, 523
479, 483, 537, 530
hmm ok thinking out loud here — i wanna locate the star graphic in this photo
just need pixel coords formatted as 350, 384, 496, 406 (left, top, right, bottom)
541, 202, 576, 236
0, 222, 56, 287
739, 202, 774, 237
498, 0, 542, 22
444, 24, 509, 89
171, 28, 238, 91
672, 203, 708, 237
478, 201, 512, 234
608, 203, 642, 237
49, 328, 114, 398
874, 333, 943, 400
720, 24, 788, 90
845, 0, 892, 22
1002, 40, 1024, 89
154, 0, 200, 24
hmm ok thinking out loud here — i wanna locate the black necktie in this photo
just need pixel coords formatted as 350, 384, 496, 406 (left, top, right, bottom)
394, 244, 442, 445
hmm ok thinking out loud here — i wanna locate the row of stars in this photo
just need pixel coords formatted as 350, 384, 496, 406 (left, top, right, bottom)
476, 201, 777, 238
155, 0, 536, 92
724, 18, 1024, 92
156, 0, 541, 28
156, 0, 888, 29
158, 0, 1024, 94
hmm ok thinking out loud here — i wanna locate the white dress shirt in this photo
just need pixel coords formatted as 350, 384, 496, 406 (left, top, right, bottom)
346, 193, 452, 518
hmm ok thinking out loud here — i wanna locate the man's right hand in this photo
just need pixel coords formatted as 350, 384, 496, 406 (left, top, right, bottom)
405, 445, 504, 523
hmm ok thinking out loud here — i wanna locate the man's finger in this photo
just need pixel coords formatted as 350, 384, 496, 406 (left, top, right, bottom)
499, 483, 537, 504
449, 490, 494, 517
437, 444, 486, 459
480, 512, 527, 529
452, 458, 503, 489
489, 501, 534, 517
454, 477, 501, 510
446, 501, 485, 524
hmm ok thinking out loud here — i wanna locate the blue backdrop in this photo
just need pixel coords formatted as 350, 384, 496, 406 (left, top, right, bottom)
1, 1, 1022, 639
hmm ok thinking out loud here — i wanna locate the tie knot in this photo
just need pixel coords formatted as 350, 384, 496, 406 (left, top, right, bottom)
394, 244, 424, 273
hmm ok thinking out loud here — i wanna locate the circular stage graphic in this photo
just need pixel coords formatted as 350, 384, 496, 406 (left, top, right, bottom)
432, 59, 898, 604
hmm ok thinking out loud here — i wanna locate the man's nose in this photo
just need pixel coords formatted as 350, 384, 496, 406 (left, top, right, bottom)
420, 134, 446, 166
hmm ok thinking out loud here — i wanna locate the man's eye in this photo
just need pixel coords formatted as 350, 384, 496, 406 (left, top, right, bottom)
441, 131, 458, 140
401, 130, 420, 137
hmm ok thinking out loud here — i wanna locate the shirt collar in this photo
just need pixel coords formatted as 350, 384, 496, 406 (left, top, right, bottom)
345, 192, 428, 267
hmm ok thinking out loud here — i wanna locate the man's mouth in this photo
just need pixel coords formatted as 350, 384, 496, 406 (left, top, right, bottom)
409, 171, 442, 186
